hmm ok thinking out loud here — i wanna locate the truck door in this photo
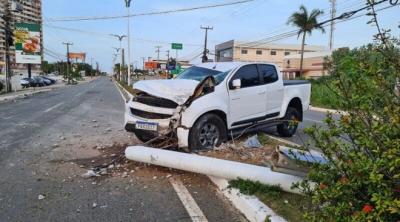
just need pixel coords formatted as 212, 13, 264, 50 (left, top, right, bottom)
258, 64, 284, 114
228, 64, 267, 127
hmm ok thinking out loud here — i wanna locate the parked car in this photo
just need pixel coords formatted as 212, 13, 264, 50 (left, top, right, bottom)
0, 79, 5, 91
124, 62, 311, 150
32, 76, 45, 87
20, 77, 36, 88
40, 76, 56, 84
20, 78, 31, 88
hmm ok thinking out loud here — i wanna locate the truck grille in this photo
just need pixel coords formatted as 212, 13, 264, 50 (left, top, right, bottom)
133, 94, 178, 109
131, 108, 172, 119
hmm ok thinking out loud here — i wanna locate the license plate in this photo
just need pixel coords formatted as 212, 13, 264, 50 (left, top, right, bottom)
135, 121, 158, 131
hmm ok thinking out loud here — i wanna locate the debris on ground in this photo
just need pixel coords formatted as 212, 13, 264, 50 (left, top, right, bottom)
81, 170, 98, 178
38, 194, 46, 200
243, 135, 262, 148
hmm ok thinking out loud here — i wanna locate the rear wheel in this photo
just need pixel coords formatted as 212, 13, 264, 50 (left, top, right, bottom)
189, 114, 227, 151
277, 107, 300, 137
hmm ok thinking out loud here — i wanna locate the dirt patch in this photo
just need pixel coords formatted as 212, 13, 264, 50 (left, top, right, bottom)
199, 143, 275, 166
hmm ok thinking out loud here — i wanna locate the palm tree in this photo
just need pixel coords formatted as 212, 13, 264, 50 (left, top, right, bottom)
287, 5, 325, 77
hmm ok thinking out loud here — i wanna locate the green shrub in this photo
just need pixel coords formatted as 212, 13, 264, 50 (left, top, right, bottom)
296, 40, 400, 221
310, 77, 341, 109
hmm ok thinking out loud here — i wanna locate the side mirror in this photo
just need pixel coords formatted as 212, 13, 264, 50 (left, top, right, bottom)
232, 79, 241, 89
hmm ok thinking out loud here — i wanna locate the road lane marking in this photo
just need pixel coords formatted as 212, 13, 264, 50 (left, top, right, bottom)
304, 118, 324, 124
44, 102, 64, 113
169, 177, 208, 222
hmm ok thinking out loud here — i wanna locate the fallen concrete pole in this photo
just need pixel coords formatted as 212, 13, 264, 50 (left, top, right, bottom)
125, 146, 305, 194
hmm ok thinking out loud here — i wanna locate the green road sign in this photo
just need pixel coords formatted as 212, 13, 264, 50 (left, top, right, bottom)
171, 43, 183, 50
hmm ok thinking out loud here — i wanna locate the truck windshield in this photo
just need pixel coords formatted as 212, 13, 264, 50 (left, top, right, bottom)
176, 66, 230, 85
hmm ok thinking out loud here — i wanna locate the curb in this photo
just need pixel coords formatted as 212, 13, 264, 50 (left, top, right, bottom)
266, 134, 301, 147
114, 81, 133, 101
209, 176, 287, 222
0, 88, 52, 103
309, 105, 346, 114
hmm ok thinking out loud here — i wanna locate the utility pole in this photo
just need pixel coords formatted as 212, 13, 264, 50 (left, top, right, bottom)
111, 34, 126, 82
155, 46, 162, 62
112, 53, 118, 77
201, 26, 213, 63
329, 0, 336, 51
166, 50, 170, 76
90, 57, 93, 78
124, 0, 133, 87
62, 42, 73, 84
3, 0, 12, 92
141, 57, 145, 70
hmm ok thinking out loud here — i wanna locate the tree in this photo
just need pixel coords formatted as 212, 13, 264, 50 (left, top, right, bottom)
287, 5, 324, 77
293, 2, 400, 219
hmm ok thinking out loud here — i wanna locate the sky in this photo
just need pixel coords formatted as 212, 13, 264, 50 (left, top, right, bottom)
42, 0, 400, 72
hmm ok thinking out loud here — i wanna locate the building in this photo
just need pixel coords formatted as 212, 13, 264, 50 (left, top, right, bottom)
0, 0, 42, 74
282, 51, 331, 79
215, 40, 326, 68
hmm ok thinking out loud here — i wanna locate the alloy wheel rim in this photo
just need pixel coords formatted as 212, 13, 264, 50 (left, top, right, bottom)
199, 123, 220, 149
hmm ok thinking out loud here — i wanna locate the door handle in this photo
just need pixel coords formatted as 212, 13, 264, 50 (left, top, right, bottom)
258, 91, 266, 95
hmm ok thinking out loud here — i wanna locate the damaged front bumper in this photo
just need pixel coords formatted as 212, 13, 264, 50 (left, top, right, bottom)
124, 100, 191, 148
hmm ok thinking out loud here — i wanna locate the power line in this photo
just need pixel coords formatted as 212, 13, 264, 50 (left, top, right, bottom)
237, 0, 398, 48
44, 24, 203, 46
45, 0, 255, 22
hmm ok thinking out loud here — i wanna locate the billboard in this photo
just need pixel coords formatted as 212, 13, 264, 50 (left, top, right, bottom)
68, 53, 86, 61
144, 61, 158, 70
14, 23, 41, 64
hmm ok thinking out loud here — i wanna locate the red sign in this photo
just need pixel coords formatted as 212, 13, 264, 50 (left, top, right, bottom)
145, 61, 158, 70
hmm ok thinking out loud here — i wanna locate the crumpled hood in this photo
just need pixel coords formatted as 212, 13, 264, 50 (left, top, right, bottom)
133, 79, 200, 105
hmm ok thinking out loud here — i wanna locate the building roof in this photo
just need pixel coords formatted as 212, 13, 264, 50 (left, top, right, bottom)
215, 40, 326, 51
284, 51, 332, 59
193, 61, 275, 72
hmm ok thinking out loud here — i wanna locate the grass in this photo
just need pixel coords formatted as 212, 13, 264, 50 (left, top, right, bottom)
117, 81, 136, 96
229, 179, 309, 222
310, 79, 340, 109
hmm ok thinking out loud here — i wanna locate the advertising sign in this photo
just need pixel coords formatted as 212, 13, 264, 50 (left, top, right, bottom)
171, 43, 183, 50
144, 61, 158, 70
68, 53, 86, 61
14, 23, 41, 64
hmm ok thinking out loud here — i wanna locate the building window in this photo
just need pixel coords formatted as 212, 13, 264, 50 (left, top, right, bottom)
270, 50, 277, 56
241, 49, 248, 54
285, 51, 290, 56
256, 50, 262, 55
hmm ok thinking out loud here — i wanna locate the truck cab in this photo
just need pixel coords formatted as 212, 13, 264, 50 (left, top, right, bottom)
124, 62, 311, 150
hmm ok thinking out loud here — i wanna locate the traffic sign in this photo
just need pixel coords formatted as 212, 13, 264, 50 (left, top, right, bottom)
171, 43, 183, 50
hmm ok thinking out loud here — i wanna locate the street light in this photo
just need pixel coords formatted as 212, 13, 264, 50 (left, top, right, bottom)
124, 0, 132, 86
112, 46, 122, 81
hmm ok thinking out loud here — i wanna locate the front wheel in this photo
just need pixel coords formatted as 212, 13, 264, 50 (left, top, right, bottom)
277, 107, 300, 137
189, 114, 227, 151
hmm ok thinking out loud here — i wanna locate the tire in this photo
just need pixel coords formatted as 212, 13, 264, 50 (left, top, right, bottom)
277, 107, 300, 137
134, 129, 157, 143
189, 113, 227, 151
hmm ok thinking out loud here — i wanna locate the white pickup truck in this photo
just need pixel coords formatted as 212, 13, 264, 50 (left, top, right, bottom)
124, 62, 311, 150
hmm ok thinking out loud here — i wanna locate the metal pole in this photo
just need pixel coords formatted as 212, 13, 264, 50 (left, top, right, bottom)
155, 46, 162, 62
126, 0, 132, 87
329, 0, 336, 51
62, 42, 73, 84
4, 0, 12, 92
201, 26, 213, 63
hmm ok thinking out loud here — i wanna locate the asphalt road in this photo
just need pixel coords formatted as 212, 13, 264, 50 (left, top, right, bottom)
263, 109, 333, 146
0, 77, 245, 222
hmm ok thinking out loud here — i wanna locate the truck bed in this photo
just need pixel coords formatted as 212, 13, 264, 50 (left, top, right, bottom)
283, 80, 310, 86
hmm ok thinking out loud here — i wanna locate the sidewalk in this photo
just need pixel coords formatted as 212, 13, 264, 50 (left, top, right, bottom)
0, 76, 99, 103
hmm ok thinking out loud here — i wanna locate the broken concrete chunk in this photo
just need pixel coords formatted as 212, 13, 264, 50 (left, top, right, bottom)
243, 135, 262, 148
81, 170, 98, 178
38, 194, 45, 200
